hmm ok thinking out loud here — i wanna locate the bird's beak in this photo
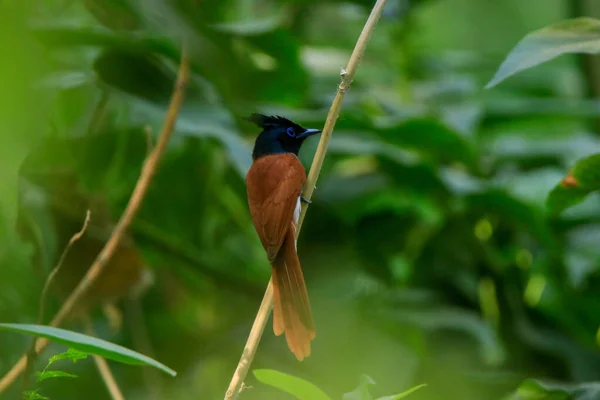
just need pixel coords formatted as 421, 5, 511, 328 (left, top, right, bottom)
298, 128, 322, 138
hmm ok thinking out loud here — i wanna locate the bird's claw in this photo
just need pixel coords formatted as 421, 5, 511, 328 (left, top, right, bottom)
300, 196, 312, 205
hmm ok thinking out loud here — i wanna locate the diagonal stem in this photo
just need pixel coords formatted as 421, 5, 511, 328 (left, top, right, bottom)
0, 44, 190, 395
224, 1, 388, 398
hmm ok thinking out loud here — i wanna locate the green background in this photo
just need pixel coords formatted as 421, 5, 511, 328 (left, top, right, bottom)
1, 0, 600, 399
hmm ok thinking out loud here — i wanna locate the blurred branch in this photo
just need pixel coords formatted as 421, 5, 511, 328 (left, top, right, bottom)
22, 210, 91, 393
42, 195, 262, 297
83, 317, 126, 400
0, 44, 190, 395
224, 1, 389, 399
126, 297, 161, 400
87, 90, 110, 136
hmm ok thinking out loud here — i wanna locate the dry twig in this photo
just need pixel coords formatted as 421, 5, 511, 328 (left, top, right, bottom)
224, 1, 388, 398
21, 210, 91, 392
0, 45, 190, 395
83, 317, 126, 400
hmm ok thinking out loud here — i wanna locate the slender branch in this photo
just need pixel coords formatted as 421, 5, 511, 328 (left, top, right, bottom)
0, 45, 190, 395
22, 210, 91, 392
224, 1, 388, 398
126, 297, 162, 400
83, 317, 126, 400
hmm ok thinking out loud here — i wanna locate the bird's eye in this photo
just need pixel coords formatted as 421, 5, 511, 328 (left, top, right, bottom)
286, 127, 295, 137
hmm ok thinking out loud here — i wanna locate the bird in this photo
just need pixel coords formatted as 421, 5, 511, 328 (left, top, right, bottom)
245, 113, 321, 360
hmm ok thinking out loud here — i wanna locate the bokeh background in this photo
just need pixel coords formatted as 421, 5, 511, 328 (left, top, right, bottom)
1, 0, 600, 399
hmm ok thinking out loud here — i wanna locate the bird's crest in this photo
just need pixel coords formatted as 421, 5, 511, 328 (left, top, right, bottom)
245, 113, 304, 132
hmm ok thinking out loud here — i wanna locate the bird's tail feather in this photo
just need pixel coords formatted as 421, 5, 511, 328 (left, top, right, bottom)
271, 227, 315, 360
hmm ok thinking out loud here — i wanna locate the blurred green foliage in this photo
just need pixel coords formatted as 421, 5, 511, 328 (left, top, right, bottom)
2, 0, 600, 399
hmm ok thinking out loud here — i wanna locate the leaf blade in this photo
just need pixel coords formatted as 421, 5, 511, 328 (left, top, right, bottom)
0, 323, 176, 377
487, 17, 600, 88
375, 384, 427, 400
253, 369, 331, 400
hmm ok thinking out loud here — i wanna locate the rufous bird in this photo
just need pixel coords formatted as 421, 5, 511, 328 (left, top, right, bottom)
245, 113, 321, 360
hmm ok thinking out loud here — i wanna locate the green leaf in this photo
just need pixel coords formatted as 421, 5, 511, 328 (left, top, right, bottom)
570, 154, 600, 189
375, 384, 427, 400
376, 119, 478, 170
0, 324, 176, 377
487, 17, 600, 88
84, 0, 142, 31
93, 48, 176, 104
343, 375, 376, 400
546, 184, 590, 215
47, 348, 89, 366
546, 153, 600, 214
513, 378, 600, 400
467, 190, 556, 250
22, 389, 49, 400
36, 370, 78, 382
253, 369, 331, 400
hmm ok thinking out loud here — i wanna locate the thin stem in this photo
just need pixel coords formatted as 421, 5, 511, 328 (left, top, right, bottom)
84, 317, 126, 400
22, 211, 91, 392
0, 45, 190, 395
224, 1, 388, 398
126, 297, 162, 400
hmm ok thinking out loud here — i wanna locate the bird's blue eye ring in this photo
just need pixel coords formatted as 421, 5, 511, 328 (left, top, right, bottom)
286, 127, 295, 137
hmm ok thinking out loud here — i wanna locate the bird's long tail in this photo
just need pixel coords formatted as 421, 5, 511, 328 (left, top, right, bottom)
271, 226, 315, 360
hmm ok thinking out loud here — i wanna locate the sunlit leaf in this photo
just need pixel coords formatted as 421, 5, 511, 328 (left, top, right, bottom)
487, 18, 600, 88
253, 369, 331, 400
22, 389, 49, 400
375, 384, 427, 400
0, 324, 176, 377
48, 348, 89, 366
36, 370, 78, 382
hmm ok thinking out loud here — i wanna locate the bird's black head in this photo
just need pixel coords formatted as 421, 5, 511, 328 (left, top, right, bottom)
246, 113, 322, 160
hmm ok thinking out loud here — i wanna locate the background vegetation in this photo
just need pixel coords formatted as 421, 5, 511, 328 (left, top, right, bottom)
1, 0, 600, 399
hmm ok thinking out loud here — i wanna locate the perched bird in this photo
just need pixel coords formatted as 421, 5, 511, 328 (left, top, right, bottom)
245, 113, 321, 360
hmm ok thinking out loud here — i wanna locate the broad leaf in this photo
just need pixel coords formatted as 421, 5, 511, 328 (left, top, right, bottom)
546, 184, 590, 215
253, 369, 331, 400
569, 154, 600, 189
546, 153, 600, 214
0, 323, 176, 377
487, 18, 600, 88
376, 119, 478, 170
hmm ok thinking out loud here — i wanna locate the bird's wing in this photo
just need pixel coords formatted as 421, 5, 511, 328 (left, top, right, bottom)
246, 154, 306, 261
